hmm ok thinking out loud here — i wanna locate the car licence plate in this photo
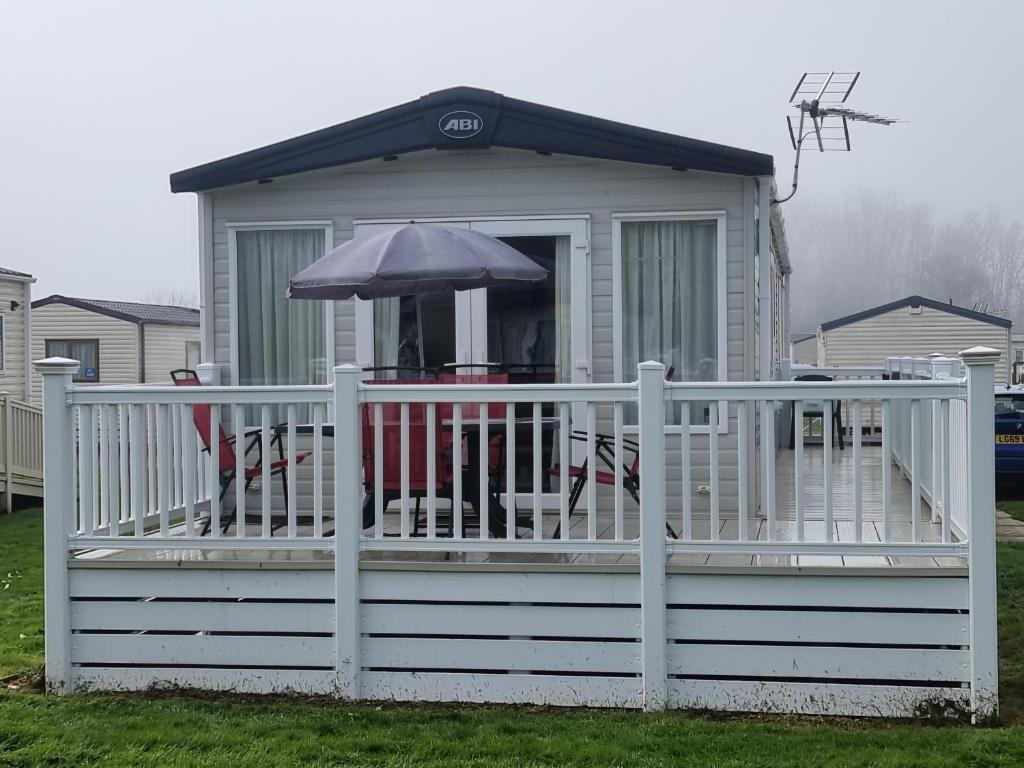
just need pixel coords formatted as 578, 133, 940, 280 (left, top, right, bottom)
996, 434, 1024, 444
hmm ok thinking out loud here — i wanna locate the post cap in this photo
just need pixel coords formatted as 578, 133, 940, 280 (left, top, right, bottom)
959, 346, 1001, 365
638, 360, 667, 370
33, 357, 81, 374
333, 363, 364, 374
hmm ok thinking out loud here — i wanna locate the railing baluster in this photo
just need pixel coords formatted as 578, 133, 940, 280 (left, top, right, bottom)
157, 404, 170, 537
794, 400, 804, 542
453, 403, 462, 539
183, 404, 196, 537
130, 404, 144, 537
505, 402, 515, 541
209, 403, 220, 537
313, 403, 324, 538
881, 399, 892, 542
81, 405, 95, 536
910, 398, 921, 543
147, 405, 156, 515
234, 405, 245, 538
762, 400, 776, 542
400, 401, 410, 539
172, 403, 182, 509
533, 402, 542, 541
853, 399, 863, 543
98, 405, 109, 533
709, 401, 720, 541
586, 402, 597, 541
738, 402, 748, 541
561, 401, 572, 541
941, 398, 951, 544
374, 403, 383, 539
427, 402, 437, 540
118, 405, 129, 535
479, 402, 488, 541
823, 398, 833, 542
681, 402, 691, 541
260, 404, 271, 538
286, 404, 297, 538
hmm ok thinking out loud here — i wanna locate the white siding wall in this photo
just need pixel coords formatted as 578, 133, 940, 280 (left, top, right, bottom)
0, 278, 30, 399
205, 149, 757, 514
30, 304, 139, 403
142, 323, 200, 383
821, 305, 1011, 382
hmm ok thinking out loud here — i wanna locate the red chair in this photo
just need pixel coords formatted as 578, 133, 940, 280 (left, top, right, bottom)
170, 369, 311, 534
436, 373, 508, 475
360, 379, 453, 533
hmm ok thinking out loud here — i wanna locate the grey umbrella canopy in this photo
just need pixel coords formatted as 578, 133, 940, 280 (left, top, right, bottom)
287, 223, 547, 300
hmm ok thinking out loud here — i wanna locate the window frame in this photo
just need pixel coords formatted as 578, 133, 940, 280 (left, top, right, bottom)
184, 339, 201, 371
611, 210, 728, 434
45, 338, 100, 382
227, 220, 336, 386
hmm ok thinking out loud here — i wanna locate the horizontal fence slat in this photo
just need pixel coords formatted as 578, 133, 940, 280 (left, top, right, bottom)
72, 634, 333, 668
364, 637, 639, 674
73, 668, 338, 695
666, 574, 969, 610
362, 671, 641, 708
667, 680, 970, 718
69, 568, 333, 600
667, 609, 968, 646
668, 644, 969, 682
361, 570, 640, 604
363, 603, 640, 639
71, 600, 333, 634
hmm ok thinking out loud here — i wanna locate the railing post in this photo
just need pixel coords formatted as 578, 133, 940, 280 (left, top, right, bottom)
961, 346, 999, 722
34, 356, 80, 695
333, 364, 362, 700
2, 394, 11, 514
195, 362, 221, 386
638, 361, 667, 711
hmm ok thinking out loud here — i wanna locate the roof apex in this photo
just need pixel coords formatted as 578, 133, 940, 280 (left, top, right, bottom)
820, 295, 1012, 332
170, 85, 774, 192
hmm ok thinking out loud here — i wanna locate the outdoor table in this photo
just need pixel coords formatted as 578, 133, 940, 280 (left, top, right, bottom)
446, 417, 562, 538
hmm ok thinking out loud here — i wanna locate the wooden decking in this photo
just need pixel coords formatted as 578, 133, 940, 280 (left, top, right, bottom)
77, 443, 962, 569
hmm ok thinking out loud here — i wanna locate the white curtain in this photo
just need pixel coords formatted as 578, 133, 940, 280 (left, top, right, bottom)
621, 220, 717, 422
237, 229, 326, 389
373, 297, 401, 368
554, 235, 572, 383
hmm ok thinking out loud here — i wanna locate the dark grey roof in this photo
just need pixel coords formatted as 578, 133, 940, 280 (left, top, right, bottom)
821, 295, 1012, 332
790, 332, 816, 344
0, 266, 33, 279
170, 86, 774, 192
31, 295, 199, 326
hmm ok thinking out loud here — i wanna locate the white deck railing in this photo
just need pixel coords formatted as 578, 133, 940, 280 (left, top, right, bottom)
35, 354, 990, 560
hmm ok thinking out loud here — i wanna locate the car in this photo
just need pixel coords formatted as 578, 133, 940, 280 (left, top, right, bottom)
995, 385, 1024, 496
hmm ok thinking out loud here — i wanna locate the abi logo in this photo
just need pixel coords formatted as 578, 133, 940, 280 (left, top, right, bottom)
438, 110, 483, 139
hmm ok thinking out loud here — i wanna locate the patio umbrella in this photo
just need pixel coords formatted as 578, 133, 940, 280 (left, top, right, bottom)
287, 223, 547, 300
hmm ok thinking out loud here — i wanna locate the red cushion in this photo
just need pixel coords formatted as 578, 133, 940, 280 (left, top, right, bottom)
243, 451, 311, 479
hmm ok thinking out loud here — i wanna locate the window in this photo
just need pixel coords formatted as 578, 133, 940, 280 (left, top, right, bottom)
185, 340, 201, 371
614, 213, 726, 428
46, 339, 100, 382
231, 226, 329, 386
1015, 349, 1023, 364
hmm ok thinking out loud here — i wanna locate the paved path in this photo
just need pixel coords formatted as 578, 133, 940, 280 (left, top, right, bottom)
996, 509, 1024, 542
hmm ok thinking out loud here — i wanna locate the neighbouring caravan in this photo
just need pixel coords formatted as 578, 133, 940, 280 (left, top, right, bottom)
819, 295, 1012, 383
30, 295, 199, 401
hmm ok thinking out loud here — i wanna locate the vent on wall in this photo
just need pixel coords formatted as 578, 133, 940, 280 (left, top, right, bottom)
909, 305, 922, 315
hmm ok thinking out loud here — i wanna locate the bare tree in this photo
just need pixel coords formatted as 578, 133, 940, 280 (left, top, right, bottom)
140, 285, 199, 308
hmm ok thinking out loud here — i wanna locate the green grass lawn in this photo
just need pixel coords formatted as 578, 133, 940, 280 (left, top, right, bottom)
1001, 500, 1024, 523
2, 507, 1024, 766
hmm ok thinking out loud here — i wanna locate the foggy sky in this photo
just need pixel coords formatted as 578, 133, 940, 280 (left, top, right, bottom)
2, 0, 1021, 303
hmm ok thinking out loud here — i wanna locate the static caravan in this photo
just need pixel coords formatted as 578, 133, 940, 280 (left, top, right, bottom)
789, 331, 817, 365
819, 295, 1012, 382
0, 266, 35, 400
172, 86, 791, 516
30, 296, 199, 401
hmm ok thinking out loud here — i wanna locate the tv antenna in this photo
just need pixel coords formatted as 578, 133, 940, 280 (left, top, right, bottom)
772, 71, 900, 205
